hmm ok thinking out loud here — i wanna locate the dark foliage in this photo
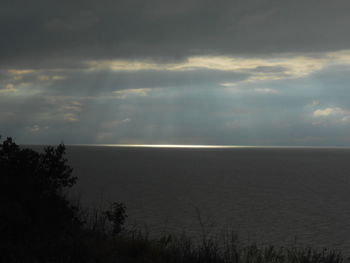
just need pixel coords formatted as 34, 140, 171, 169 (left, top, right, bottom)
105, 202, 128, 235
0, 137, 81, 260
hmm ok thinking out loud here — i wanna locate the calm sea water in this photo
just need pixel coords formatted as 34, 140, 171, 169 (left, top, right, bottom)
63, 146, 350, 250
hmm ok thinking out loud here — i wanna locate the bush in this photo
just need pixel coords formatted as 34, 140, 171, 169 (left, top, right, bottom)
105, 202, 127, 235
0, 137, 82, 259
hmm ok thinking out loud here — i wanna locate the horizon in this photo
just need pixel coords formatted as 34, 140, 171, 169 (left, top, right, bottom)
22, 143, 350, 149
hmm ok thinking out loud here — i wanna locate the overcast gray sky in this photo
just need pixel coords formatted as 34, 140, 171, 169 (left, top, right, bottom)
2, 0, 350, 146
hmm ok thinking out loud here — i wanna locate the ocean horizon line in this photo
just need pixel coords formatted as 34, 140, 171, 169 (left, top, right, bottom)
51, 144, 350, 149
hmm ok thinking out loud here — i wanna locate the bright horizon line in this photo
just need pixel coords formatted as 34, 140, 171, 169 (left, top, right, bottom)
63, 144, 350, 149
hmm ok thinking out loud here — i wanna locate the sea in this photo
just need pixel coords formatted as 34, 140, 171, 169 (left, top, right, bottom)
50, 145, 350, 251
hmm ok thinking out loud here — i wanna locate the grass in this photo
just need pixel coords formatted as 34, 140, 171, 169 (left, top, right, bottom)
32, 205, 344, 263
3, 201, 347, 263
62, 227, 346, 263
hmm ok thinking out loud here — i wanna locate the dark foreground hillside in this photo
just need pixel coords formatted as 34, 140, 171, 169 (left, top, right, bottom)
0, 137, 347, 263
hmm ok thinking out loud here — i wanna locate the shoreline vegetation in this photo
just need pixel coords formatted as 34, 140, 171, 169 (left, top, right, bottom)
0, 137, 347, 263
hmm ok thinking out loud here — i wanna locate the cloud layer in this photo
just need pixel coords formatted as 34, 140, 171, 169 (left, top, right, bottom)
2, 0, 350, 67
1, 0, 350, 145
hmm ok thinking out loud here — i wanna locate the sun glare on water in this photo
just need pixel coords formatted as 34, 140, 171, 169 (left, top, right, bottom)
77, 144, 348, 149
98, 144, 254, 148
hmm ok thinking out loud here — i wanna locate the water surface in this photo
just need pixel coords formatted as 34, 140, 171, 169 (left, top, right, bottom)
63, 146, 350, 250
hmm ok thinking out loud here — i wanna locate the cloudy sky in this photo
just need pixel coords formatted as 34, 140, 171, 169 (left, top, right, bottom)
2, 0, 350, 145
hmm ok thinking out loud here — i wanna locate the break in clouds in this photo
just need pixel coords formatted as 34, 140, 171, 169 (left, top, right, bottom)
2, 0, 350, 145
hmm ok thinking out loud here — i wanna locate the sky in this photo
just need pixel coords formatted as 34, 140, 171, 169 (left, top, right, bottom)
2, 0, 350, 146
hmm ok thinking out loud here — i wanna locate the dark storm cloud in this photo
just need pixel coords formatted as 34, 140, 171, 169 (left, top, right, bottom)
2, 0, 350, 68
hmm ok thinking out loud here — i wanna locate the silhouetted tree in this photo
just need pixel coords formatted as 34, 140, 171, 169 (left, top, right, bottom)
105, 202, 127, 235
0, 137, 81, 259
